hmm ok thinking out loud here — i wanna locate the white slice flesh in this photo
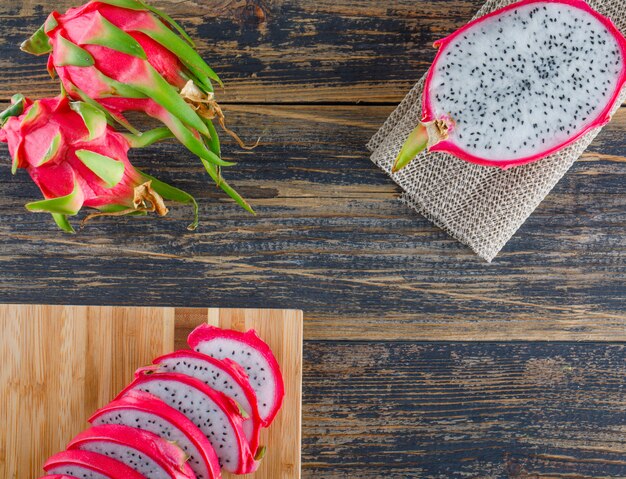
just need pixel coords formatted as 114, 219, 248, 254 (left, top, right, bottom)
195, 339, 275, 421
93, 410, 210, 479
46, 467, 110, 479
158, 355, 254, 441
77, 442, 169, 479
131, 379, 241, 471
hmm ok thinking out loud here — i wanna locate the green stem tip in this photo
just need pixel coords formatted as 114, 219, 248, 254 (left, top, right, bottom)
392, 119, 452, 173
392, 123, 430, 173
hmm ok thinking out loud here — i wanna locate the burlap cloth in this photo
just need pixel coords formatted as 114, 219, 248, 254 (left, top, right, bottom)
367, 0, 626, 262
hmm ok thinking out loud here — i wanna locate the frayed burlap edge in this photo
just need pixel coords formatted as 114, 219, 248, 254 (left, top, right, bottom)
367, 0, 626, 262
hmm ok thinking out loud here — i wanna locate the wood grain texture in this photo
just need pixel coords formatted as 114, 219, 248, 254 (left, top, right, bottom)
0, 105, 624, 340
1, 0, 625, 478
302, 341, 626, 479
175, 307, 304, 479
0, 0, 484, 104
0, 304, 175, 479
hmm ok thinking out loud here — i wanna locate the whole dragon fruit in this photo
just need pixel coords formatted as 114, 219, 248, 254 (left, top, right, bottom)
22, 0, 253, 213
44, 449, 147, 479
90, 390, 222, 479
118, 369, 259, 474
393, 0, 626, 171
188, 325, 285, 427
0, 94, 197, 232
67, 424, 195, 479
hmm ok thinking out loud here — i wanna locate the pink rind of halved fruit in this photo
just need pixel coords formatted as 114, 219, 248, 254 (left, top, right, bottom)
397, 0, 626, 170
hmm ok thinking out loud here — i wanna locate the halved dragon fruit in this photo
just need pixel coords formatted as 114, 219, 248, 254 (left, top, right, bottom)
188, 325, 285, 427
44, 449, 147, 479
89, 390, 221, 479
66, 424, 194, 479
117, 369, 258, 474
152, 350, 261, 454
393, 0, 626, 171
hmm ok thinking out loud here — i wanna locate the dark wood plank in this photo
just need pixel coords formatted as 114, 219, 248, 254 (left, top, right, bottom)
0, 0, 483, 103
302, 341, 626, 478
0, 105, 625, 340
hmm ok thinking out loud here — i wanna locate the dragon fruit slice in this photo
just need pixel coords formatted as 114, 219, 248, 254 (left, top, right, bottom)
44, 449, 147, 479
393, 0, 626, 171
22, 0, 253, 213
152, 350, 262, 454
0, 94, 198, 232
66, 424, 194, 479
89, 390, 222, 479
117, 370, 258, 474
187, 325, 284, 427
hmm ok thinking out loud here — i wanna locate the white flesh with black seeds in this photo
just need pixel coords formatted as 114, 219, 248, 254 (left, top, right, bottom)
157, 356, 255, 441
46, 466, 110, 479
194, 339, 275, 421
430, 2, 623, 160
92, 410, 210, 479
76, 442, 169, 479
131, 379, 240, 471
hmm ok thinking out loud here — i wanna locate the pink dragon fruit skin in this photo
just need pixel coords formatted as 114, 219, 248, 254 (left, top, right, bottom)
67, 424, 195, 479
44, 449, 147, 479
21, 0, 253, 213
152, 349, 262, 455
39, 476, 81, 479
188, 325, 285, 427
89, 390, 222, 479
117, 369, 259, 474
0, 94, 198, 232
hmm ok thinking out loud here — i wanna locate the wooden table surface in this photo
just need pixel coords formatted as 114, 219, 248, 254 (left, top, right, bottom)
1, 1, 625, 477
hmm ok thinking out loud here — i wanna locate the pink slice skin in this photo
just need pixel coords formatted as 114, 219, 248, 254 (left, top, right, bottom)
422, 0, 626, 169
39, 476, 80, 479
89, 390, 222, 479
152, 350, 262, 455
188, 325, 285, 427
44, 449, 147, 479
117, 370, 258, 474
66, 424, 195, 479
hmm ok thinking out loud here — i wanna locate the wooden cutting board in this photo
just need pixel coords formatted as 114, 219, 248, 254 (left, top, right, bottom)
0, 305, 303, 479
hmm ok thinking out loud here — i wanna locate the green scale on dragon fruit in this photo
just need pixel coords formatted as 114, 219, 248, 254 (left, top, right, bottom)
152, 349, 262, 455
393, 0, 626, 171
188, 325, 285, 427
44, 449, 147, 479
66, 424, 194, 479
89, 390, 222, 479
117, 369, 259, 475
